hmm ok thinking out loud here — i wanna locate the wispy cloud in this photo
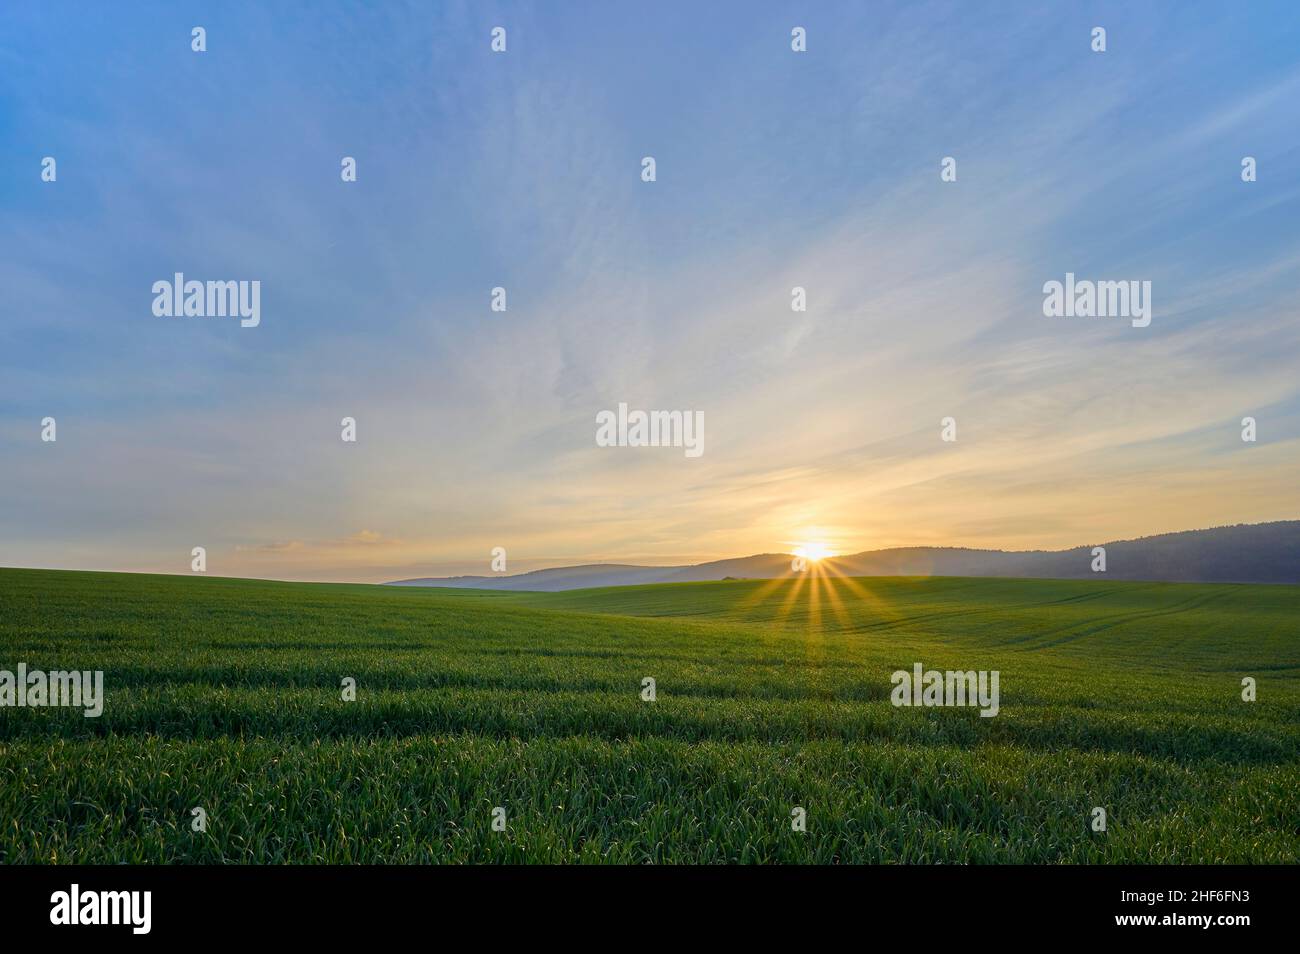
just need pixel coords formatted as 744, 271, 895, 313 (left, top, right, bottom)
1, 1, 1297, 581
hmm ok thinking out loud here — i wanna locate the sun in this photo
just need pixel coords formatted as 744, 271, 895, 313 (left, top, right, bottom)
792, 542, 833, 563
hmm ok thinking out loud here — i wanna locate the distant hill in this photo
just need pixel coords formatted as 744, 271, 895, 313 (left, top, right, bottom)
386, 521, 1300, 591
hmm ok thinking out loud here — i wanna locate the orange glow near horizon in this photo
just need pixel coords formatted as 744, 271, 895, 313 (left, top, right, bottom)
792, 542, 834, 563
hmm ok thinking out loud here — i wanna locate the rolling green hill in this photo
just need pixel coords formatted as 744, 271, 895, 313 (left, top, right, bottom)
0, 567, 1296, 863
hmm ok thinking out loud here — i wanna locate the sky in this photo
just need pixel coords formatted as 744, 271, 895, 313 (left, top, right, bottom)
2, 0, 1299, 582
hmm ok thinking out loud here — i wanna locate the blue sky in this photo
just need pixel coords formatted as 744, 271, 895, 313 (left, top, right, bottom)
2, 0, 1299, 581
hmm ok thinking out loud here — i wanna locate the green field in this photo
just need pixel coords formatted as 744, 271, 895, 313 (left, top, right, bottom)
1, 567, 1296, 863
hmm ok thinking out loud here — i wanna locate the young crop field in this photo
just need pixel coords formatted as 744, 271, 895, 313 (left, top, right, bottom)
0, 567, 1296, 863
